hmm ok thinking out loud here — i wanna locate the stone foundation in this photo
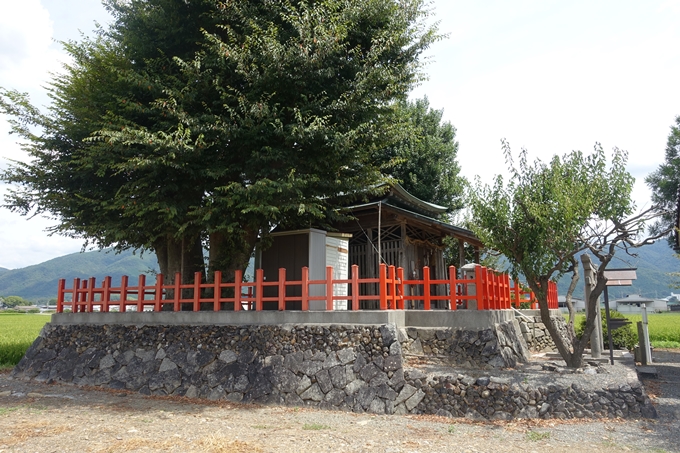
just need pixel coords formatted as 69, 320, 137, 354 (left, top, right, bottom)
400, 320, 530, 369
515, 311, 570, 352
12, 319, 655, 419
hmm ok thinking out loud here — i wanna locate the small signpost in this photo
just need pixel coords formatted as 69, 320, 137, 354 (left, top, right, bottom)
602, 268, 637, 366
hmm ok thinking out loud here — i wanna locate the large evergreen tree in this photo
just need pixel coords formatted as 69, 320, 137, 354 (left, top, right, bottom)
378, 97, 465, 211
1, 0, 438, 285
646, 115, 680, 248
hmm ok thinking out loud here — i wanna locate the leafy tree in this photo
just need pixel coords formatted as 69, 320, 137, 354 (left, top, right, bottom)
2, 296, 31, 308
468, 141, 664, 368
1, 0, 438, 286
378, 97, 465, 211
645, 116, 680, 249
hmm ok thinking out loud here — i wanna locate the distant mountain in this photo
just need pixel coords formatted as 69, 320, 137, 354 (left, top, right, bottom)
0, 249, 159, 302
557, 240, 678, 300
0, 267, 9, 276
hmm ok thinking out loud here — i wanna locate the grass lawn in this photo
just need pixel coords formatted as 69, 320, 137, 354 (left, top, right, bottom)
0, 313, 50, 368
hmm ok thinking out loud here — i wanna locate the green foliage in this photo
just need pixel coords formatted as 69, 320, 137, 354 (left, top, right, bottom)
0, 314, 49, 366
572, 312, 680, 348
1, 0, 439, 282
377, 97, 466, 212
577, 310, 637, 350
467, 141, 638, 367
1, 296, 31, 308
469, 141, 634, 285
645, 115, 680, 248
526, 431, 551, 441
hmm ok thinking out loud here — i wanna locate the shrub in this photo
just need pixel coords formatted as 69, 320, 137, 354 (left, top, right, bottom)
577, 309, 637, 350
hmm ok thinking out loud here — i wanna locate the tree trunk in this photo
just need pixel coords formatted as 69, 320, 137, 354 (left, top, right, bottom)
153, 234, 206, 310
208, 227, 258, 283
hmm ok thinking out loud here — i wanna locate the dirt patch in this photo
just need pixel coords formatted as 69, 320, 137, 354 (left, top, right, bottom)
1, 365, 680, 453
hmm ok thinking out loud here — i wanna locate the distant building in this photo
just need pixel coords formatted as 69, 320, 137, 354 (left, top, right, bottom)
557, 296, 586, 312
612, 294, 668, 313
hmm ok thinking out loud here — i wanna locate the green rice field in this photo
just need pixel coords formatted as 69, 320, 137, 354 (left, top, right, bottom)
571, 311, 680, 348
0, 313, 50, 368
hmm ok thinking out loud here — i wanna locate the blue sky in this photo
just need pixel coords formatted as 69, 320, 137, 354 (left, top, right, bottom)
1, 0, 680, 269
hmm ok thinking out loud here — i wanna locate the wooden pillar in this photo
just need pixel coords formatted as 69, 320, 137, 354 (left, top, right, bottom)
458, 239, 466, 269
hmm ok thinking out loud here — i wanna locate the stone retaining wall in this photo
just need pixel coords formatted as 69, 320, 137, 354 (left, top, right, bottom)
400, 320, 530, 369
13, 322, 655, 419
515, 312, 570, 352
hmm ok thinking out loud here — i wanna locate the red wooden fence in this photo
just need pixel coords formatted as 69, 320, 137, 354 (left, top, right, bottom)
56, 264, 558, 313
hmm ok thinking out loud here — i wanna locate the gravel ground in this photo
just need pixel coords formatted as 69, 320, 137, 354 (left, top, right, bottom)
0, 350, 679, 453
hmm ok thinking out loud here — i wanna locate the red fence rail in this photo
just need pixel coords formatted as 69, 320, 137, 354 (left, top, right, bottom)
56, 264, 558, 313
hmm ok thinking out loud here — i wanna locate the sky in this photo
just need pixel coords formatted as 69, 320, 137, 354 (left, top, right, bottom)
1, 1, 680, 269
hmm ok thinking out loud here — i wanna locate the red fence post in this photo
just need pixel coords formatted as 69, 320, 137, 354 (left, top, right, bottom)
72, 278, 80, 313
301, 267, 309, 311
57, 279, 65, 313
154, 274, 163, 312
279, 268, 287, 311
86, 277, 95, 313
423, 266, 431, 311
120, 275, 128, 313
388, 265, 396, 309
173, 273, 181, 312
255, 268, 264, 311
351, 265, 359, 311
397, 267, 405, 310
137, 275, 146, 312
326, 266, 334, 311
213, 271, 222, 312
448, 266, 457, 310
102, 276, 111, 313
193, 272, 202, 311
379, 263, 387, 310
234, 270, 242, 311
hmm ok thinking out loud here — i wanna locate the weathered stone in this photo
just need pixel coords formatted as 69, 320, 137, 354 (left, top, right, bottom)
300, 360, 323, 376
99, 354, 116, 369
404, 389, 425, 411
329, 365, 347, 389
336, 348, 356, 365
296, 375, 312, 395
379, 324, 396, 346
395, 384, 417, 406
284, 351, 304, 373
356, 386, 377, 409
383, 355, 401, 372
300, 383, 324, 402
316, 369, 333, 394
353, 353, 367, 372
270, 366, 299, 393
159, 358, 178, 373
226, 392, 244, 403
345, 379, 367, 396
325, 389, 346, 406
323, 352, 341, 369
359, 363, 380, 382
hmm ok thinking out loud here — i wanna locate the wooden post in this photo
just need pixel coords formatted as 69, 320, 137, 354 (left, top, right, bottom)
379, 263, 387, 310
72, 278, 80, 313
326, 266, 334, 311
351, 265, 359, 311
57, 279, 65, 313
397, 267, 405, 310
120, 275, 128, 313
448, 266, 457, 310
154, 274, 163, 312
102, 276, 111, 313
86, 277, 95, 313
234, 270, 242, 311
388, 265, 396, 309
423, 266, 431, 311
173, 272, 181, 312
255, 268, 264, 311
193, 272, 202, 312
137, 275, 146, 312
301, 267, 309, 311
213, 271, 222, 311
279, 268, 287, 311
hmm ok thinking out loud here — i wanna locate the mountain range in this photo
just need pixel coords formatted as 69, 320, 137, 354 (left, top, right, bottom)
0, 240, 677, 303
0, 249, 159, 303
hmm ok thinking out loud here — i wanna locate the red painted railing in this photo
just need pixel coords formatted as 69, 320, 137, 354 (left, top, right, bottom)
56, 264, 558, 313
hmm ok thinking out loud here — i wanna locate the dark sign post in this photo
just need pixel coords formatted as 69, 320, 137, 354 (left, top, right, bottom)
602, 268, 637, 365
